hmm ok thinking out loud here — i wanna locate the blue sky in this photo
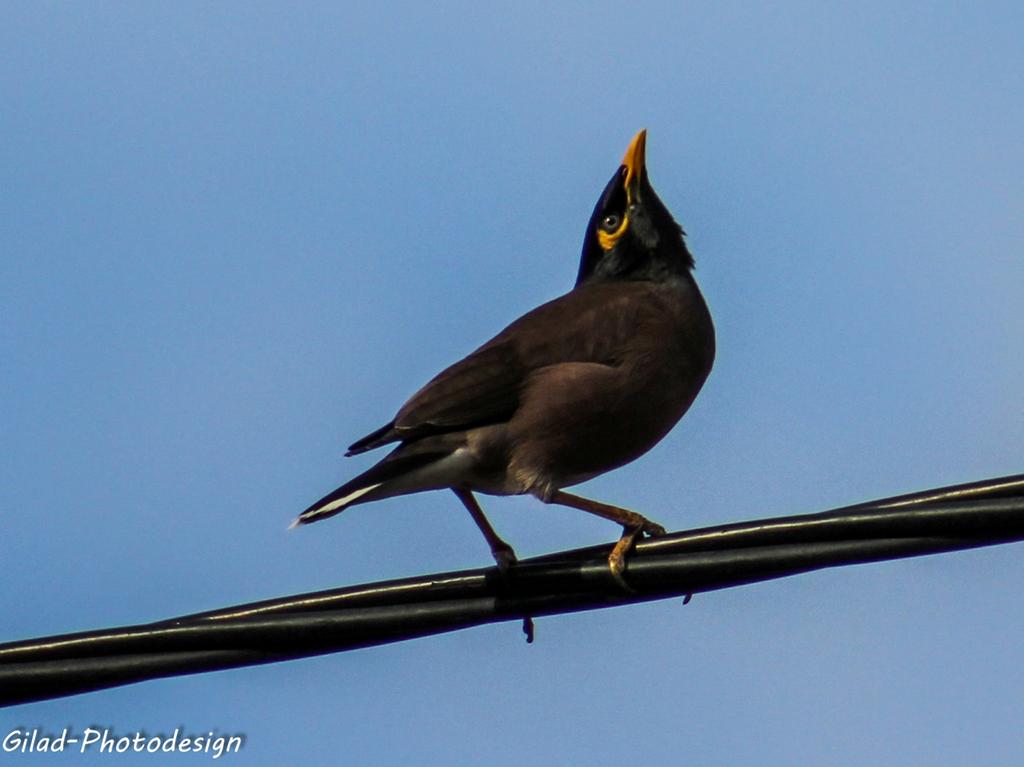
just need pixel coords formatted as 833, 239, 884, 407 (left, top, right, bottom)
2, 2, 1023, 764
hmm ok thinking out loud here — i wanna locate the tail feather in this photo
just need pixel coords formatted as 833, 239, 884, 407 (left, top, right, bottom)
293, 449, 447, 526
346, 421, 400, 456
292, 481, 384, 526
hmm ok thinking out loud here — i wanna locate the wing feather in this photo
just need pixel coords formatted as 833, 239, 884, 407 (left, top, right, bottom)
350, 282, 663, 450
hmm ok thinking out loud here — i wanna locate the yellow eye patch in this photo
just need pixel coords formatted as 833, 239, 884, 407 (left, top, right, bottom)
597, 214, 630, 250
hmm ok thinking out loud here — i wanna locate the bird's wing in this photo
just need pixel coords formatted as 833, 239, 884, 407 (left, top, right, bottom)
345, 323, 528, 455
394, 340, 523, 433
348, 282, 657, 452
345, 339, 523, 455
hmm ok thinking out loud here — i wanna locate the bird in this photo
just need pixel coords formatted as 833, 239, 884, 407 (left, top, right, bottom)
293, 129, 715, 579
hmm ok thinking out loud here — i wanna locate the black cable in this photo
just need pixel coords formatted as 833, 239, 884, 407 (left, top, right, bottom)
2, 473, 1022, 707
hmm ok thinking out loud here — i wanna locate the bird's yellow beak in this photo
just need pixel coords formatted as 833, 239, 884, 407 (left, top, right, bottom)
621, 129, 647, 199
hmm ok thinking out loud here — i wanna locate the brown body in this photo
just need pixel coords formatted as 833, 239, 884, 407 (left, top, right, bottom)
433, 277, 714, 499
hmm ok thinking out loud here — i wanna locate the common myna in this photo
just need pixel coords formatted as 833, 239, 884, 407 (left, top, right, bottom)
295, 130, 715, 577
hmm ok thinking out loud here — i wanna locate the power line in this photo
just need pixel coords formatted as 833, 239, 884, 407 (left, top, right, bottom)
2, 473, 1023, 707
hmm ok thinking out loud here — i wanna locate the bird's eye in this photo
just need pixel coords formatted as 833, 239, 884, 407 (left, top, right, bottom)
600, 213, 622, 232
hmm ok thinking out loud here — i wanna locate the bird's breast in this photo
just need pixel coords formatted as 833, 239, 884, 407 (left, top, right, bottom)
505, 285, 713, 494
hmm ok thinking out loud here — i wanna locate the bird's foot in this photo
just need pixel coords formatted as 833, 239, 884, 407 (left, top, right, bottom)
607, 525, 643, 594
641, 519, 667, 537
522, 616, 535, 643
491, 543, 518, 572
488, 545, 534, 644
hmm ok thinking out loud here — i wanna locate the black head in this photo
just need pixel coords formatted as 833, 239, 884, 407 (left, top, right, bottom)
575, 130, 694, 287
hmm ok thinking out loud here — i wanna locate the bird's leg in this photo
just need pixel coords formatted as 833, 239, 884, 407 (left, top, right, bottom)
453, 488, 518, 570
545, 490, 667, 536
453, 489, 535, 643
544, 490, 666, 578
